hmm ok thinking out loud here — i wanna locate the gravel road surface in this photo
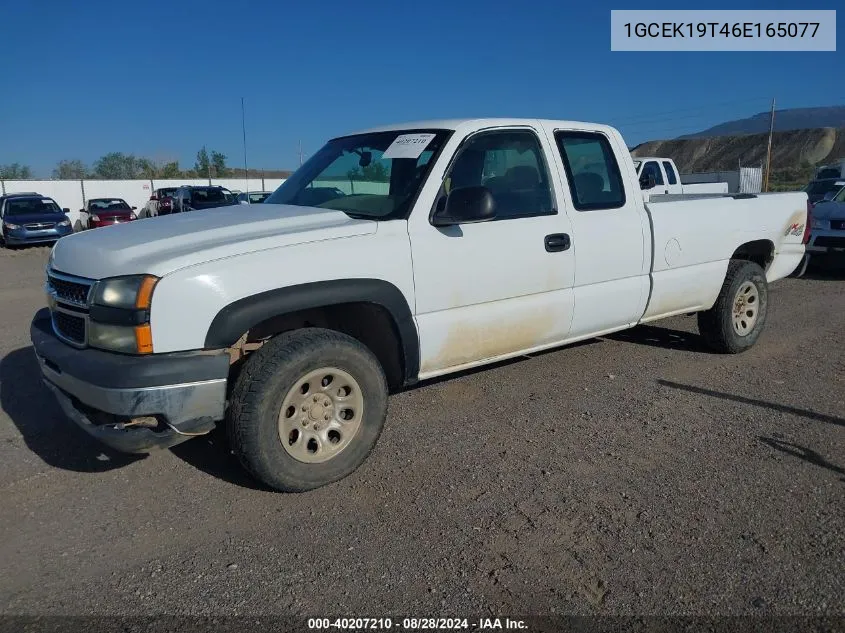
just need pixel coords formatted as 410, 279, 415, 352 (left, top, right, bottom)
0, 246, 843, 622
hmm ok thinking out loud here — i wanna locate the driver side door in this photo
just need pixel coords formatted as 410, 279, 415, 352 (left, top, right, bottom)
408, 126, 576, 378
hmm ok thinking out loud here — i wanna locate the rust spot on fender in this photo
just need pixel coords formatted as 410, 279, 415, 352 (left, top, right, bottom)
783, 210, 806, 238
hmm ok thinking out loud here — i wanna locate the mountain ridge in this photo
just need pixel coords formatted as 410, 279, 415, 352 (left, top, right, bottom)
678, 106, 845, 139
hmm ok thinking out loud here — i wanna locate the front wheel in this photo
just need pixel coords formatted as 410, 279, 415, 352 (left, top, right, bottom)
698, 259, 769, 353
227, 328, 388, 492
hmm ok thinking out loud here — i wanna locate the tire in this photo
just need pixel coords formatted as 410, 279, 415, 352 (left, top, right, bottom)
698, 259, 768, 354
227, 328, 388, 492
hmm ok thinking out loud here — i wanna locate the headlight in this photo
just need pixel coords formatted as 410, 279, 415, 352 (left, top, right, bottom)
91, 214, 100, 222
92, 275, 158, 309
130, 213, 137, 220
812, 218, 826, 229
88, 322, 147, 354
57, 219, 70, 227
88, 275, 158, 354
4, 222, 20, 230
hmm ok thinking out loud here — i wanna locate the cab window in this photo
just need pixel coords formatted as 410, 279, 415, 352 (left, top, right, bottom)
555, 131, 626, 211
662, 161, 678, 185
441, 129, 555, 220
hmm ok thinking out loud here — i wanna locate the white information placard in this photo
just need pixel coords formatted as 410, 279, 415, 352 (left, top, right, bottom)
381, 133, 437, 160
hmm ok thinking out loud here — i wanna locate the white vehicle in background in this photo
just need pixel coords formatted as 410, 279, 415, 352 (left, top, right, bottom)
236, 191, 273, 205
634, 157, 729, 195
32, 117, 808, 492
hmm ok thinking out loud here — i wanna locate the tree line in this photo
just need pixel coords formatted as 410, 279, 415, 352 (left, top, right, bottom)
0, 147, 230, 181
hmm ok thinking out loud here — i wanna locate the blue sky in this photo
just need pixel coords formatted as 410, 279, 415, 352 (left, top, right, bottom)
0, 0, 842, 177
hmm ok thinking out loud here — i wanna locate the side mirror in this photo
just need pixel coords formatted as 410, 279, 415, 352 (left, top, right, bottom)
62, 208, 70, 214
150, 194, 158, 201
639, 173, 656, 190
131, 206, 137, 210
431, 186, 496, 227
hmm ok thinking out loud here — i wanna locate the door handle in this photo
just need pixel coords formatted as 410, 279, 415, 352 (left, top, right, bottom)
544, 233, 571, 252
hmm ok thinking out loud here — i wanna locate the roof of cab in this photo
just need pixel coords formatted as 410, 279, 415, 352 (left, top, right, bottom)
346, 118, 620, 137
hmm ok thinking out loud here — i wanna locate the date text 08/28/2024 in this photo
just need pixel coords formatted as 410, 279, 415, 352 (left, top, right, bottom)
307, 617, 528, 630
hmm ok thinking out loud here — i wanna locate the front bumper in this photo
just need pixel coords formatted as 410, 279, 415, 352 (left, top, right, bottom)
90, 218, 134, 229
5, 226, 72, 245
31, 308, 230, 453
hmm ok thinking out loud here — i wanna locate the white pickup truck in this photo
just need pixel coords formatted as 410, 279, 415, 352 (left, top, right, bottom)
31, 118, 809, 492
634, 156, 729, 195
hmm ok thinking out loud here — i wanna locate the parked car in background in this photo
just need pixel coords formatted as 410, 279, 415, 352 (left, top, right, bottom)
173, 185, 235, 212
236, 191, 273, 204
813, 159, 845, 181
0, 193, 72, 247
804, 178, 845, 205
806, 184, 845, 262
141, 187, 179, 218
77, 198, 137, 231
633, 157, 729, 195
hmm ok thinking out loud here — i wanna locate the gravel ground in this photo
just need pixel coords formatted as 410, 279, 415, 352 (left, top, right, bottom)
0, 246, 843, 624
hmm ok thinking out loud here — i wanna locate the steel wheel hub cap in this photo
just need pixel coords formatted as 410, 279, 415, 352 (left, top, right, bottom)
278, 367, 364, 464
732, 281, 759, 336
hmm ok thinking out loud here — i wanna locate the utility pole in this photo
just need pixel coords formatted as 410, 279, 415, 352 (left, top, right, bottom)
241, 97, 249, 194
763, 97, 775, 192
298, 140, 304, 167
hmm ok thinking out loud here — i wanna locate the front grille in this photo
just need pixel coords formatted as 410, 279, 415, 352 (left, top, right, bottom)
53, 311, 86, 344
830, 220, 845, 231
48, 274, 92, 306
814, 236, 845, 248
25, 222, 56, 230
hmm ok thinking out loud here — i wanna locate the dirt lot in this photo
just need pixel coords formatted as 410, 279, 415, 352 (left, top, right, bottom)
0, 246, 843, 622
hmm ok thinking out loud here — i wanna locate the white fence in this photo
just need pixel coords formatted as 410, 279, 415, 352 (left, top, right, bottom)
1, 177, 286, 227
680, 167, 763, 194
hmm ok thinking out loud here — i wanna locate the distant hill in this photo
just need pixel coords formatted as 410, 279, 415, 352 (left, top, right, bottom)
632, 127, 845, 189
679, 106, 845, 139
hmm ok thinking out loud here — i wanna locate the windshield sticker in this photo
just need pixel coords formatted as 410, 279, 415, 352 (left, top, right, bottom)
382, 133, 436, 160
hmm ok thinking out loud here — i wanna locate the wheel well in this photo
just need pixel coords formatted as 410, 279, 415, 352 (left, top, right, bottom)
239, 302, 406, 390
731, 240, 774, 271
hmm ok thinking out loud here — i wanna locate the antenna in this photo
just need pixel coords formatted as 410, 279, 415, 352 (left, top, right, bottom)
241, 97, 249, 195
763, 97, 775, 193
299, 140, 304, 167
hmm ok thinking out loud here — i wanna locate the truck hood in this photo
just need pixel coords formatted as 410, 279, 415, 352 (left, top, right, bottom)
5, 212, 67, 225
49, 204, 377, 279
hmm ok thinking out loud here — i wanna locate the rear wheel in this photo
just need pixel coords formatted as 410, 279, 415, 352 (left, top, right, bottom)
227, 328, 388, 492
698, 260, 768, 353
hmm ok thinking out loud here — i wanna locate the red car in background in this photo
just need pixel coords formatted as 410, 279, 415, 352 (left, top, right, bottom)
77, 198, 137, 230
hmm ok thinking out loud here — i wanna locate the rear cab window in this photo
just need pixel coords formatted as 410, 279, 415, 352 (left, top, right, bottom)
554, 131, 626, 211
661, 161, 678, 185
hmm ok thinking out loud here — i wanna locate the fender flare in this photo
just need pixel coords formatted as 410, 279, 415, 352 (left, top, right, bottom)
204, 279, 419, 384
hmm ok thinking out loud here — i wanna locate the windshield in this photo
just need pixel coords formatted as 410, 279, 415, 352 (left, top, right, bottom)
90, 199, 130, 211
242, 192, 270, 203
6, 198, 62, 215
265, 129, 452, 219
